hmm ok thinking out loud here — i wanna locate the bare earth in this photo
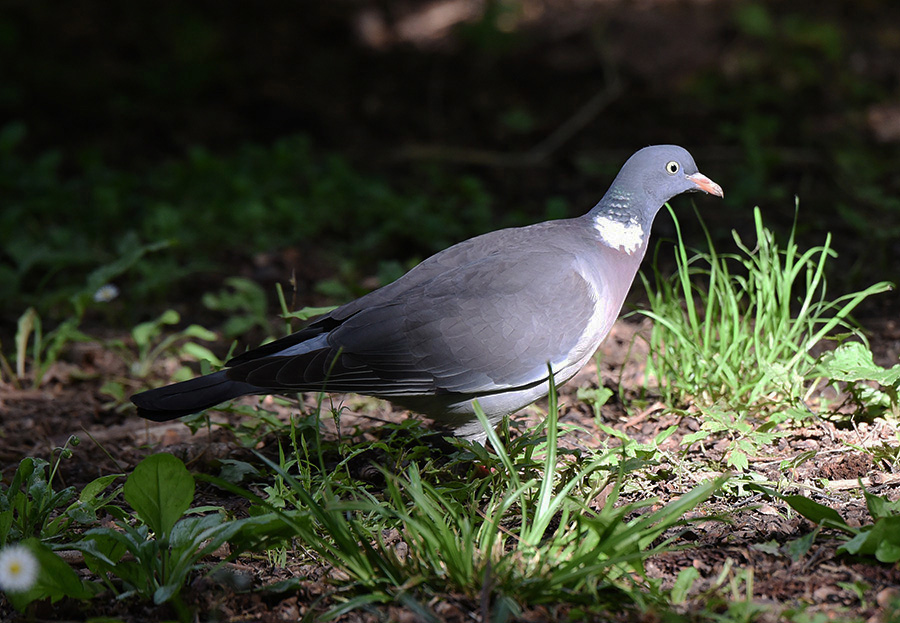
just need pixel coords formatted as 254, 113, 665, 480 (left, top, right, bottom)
2, 314, 899, 622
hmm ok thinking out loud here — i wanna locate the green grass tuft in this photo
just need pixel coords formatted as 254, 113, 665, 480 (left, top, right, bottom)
639, 203, 892, 414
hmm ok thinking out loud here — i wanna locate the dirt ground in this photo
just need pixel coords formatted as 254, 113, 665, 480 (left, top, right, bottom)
2, 315, 900, 622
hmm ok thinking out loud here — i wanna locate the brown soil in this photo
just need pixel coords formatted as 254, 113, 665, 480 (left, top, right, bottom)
2, 317, 899, 622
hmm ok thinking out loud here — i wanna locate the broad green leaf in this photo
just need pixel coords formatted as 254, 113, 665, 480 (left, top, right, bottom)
123, 453, 194, 538
182, 324, 217, 341
132, 310, 180, 347
876, 538, 900, 563
154, 583, 180, 605
70, 531, 129, 579
783, 495, 849, 530
682, 430, 710, 444
787, 529, 817, 561
10, 457, 37, 494
179, 342, 222, 366
817, 342, 900, 386
219, 459, 260, 484
863, 488, 900, 521
838, 516, 900, 562
66, 481, 118, 524
576, 385, 614, 411
78, 474, 122, 504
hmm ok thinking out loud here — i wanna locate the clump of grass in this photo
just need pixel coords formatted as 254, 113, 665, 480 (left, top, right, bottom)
231, 381, 725, 619
639, 204, 891, 414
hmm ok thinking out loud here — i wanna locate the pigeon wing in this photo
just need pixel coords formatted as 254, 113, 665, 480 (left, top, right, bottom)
227, 247, 605, 397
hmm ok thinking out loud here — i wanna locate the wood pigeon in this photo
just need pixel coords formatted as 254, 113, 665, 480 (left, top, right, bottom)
132, 145, 723, 442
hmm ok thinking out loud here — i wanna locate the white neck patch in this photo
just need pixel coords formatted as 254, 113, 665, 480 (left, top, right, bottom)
593, 214, 645, 255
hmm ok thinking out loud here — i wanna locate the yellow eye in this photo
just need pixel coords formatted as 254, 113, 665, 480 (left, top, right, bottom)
666, 161, 680, 175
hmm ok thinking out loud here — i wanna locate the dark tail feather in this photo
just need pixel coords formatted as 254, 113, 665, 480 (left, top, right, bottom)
131, 371, 260, 421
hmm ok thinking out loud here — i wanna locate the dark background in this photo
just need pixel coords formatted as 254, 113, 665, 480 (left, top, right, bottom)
2, 0, 899, 332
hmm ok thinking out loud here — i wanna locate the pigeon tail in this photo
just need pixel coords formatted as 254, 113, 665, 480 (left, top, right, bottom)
132, 370, 260, 421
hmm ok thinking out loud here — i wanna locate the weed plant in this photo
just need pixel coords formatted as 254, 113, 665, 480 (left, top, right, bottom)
217, 382, 726, 619
755, 483, 900, 564
640, 204, 891, 414
0, 437, 120, 547
2, 399, 724, 620
813, 341, 900, 418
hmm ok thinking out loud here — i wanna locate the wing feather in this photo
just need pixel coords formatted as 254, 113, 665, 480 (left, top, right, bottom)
224, 223, 608, 399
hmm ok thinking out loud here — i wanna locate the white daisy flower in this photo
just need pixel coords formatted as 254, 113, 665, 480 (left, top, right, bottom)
0, 543, 39, 593
92, 283, 120, 303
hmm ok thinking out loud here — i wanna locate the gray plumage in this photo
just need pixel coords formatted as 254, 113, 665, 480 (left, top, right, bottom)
132, 145, 723, 442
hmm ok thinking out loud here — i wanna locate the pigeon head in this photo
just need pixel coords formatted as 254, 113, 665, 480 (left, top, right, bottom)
588, 145, 723, 254
617, 145, 723, 204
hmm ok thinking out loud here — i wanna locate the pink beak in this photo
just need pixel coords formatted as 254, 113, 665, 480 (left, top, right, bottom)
686, 172, 724, 198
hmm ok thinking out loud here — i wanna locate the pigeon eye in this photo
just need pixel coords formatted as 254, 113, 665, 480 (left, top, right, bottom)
665, 161, 680, 175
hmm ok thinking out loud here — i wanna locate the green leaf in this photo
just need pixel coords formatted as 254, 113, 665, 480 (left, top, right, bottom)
78, 474, 122, 504
671, 566, 699, 603
179, 342, 222, 366
838, 516, 900, 562
132, 310, 180, 347
10, 457, 37, 493
863, 487, 900, 521
786, 529, 818, 561
62, 474, 122, 525
780, 450, 817, 470
280, 305, 338, 322
219, 459, 260, 484
182, 324, 218, 341
727, 450, 749, 472
654, 424, 679, 445
682, 430, 710, 445
153, 583, 180, 605
876, 538, 900, 563
74, 529, 130, 568
817, 342, 900, 386
576, 385, 614, 411
0, 509, 12, 546
783, 495, 849, 530
5, 539, 96, 611
123, 453, 195, 538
